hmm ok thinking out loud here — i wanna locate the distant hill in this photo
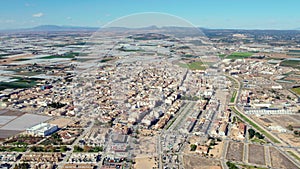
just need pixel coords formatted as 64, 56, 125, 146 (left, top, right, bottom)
0, 25, 99, 32
1, 25, 300, 33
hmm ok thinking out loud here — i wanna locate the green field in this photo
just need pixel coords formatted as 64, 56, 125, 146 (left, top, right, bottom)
0, 78, 37, 90
0, 146, 27, 152
227, 52, 253, 59
230, 106, 280, 143
280, 60, 300, 69
39, 52, 79, 59
291, 87, 300, 95
179, 61, 206, 70
218, 54, 226, 59
230, 90, 237, 103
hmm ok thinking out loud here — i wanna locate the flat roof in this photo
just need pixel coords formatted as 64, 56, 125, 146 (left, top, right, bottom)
0, 113, 52, 131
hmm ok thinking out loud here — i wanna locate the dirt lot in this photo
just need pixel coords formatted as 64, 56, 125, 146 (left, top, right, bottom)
277, 133, 300, 147
0, 129, 21, 139
226, 141, 244, 162
209, 141, 224, 158
248, 144, 265, 165
48, 117, 74, 128
270, 147, 299, 169
269, 115, 300, 128
0, 109, 25, 116
134, 157, 156, 169
183, 155, 221, 169
134, 136, 156, 156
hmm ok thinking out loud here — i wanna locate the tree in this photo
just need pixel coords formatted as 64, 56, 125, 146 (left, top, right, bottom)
287, 125, 293, 131
226, 161, 239, 169
60, 146, 68, 152
74, 145, 83, 152
248, 129, 255, 139
190, 144, 197, 151
255, 132, 264, 139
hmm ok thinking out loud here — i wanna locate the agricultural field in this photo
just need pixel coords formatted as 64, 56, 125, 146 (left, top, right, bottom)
280, 60, 300, 69
0, 77, 38, 90
179, 61, 206, 70
291, 87, 300, 95
226, 141, 244, 162
248, 144, 265, 165
227, 52, 253, 59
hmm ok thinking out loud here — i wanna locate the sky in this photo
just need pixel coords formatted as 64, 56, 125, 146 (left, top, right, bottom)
0, 0, 299, 30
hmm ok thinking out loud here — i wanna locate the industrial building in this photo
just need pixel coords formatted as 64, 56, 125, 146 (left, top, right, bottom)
26, 123, 58, 136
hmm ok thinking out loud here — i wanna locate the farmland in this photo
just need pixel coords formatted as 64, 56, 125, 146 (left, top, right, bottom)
291, 87, 300, 95
179, 61, 206, 70
227, 52, 253, 59
280, 60, 300, 69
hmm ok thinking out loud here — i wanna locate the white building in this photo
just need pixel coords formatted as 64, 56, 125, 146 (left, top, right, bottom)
26, 123, 58, 136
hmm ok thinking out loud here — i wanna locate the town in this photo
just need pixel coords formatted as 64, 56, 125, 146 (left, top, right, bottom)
0, 26, 300, 169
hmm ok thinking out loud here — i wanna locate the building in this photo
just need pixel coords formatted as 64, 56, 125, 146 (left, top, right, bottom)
26, 123, 58, 136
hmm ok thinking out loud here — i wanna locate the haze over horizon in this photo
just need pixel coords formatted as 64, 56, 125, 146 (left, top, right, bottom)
1, 0, 300, 30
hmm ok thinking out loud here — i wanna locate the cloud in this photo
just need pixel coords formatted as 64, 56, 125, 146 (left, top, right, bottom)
66, 17, 72, 20
32, 12, 44, 18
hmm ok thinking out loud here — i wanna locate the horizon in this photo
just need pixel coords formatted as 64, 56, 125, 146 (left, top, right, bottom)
0, 0, 300, 30
1, 24, 300, 31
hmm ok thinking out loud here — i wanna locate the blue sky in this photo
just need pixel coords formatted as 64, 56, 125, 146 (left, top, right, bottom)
0, 0, 299, 30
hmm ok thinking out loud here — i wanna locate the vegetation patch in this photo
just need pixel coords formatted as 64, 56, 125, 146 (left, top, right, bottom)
230, 90, 237, 103
287, 151, 300, 162
291, 87, 300, 95
227, 52, 253, 59
218, 54, 226, 58
230, 106, 280, 143
0, 146, 27, 152
226, 161, 239, 169
190, 144, 197, 151
179, 61, 206, 70
30, 145, 68, 152
280, 60, 300, 69
73, 145, 103, 153
0, 78, 37, 90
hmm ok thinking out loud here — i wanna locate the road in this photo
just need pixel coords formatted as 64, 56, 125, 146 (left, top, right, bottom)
226, 74, 300, 168
58, 120, 95, 167
168, 101, 195, 131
